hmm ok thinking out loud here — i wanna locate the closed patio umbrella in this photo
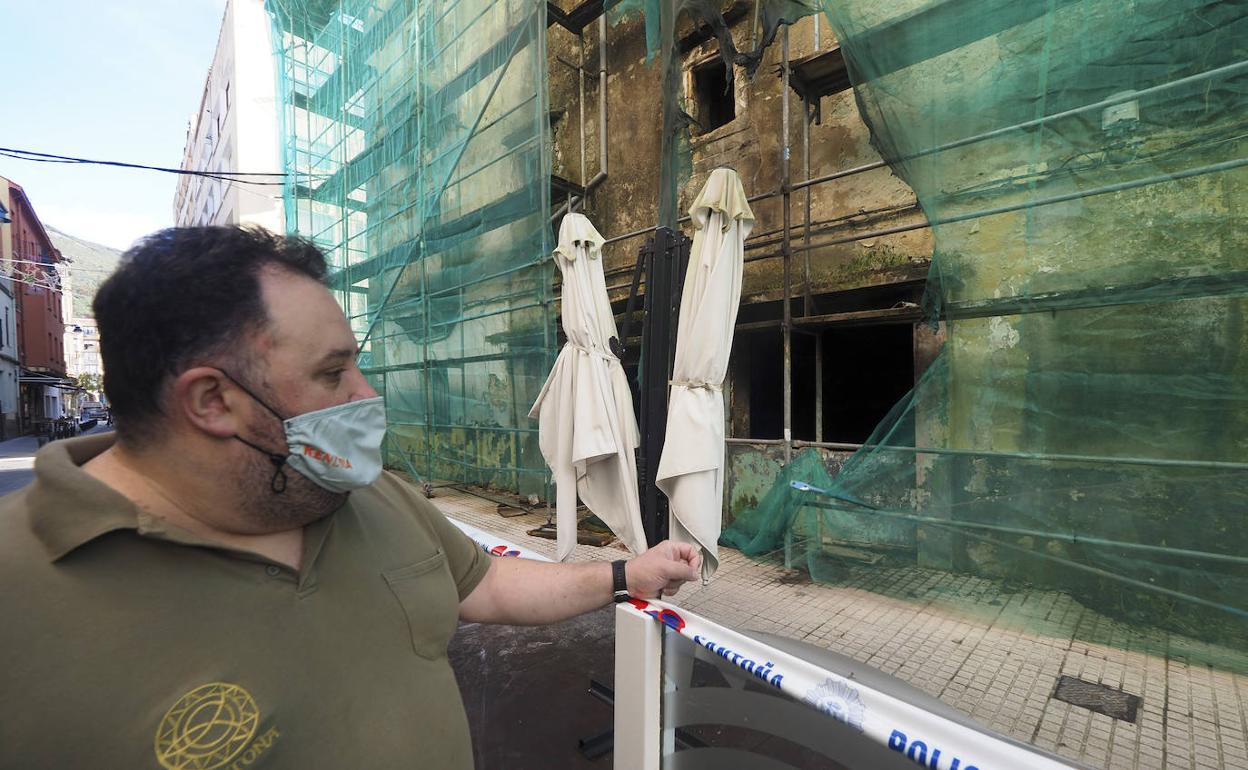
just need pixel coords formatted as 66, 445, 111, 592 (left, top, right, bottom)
530, 214, 648, 560
656, 168, 754, 581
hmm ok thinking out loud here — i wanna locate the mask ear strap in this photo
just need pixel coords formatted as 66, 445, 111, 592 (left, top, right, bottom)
219, 369, 291, 494
269, 465, 288, 494
217, 368, 286, 422
233, 436, 289, 494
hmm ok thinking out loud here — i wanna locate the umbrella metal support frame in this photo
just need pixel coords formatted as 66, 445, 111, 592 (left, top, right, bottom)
617, 226, 691, 547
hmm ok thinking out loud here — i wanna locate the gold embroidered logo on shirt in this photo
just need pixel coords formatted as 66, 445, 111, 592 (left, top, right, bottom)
154, 682, 278, 770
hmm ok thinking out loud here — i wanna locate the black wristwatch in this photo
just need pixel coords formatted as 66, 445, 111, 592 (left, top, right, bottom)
611, 560, 630, 603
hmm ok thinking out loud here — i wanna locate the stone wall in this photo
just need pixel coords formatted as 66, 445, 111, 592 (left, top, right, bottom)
546, 8, 933, 306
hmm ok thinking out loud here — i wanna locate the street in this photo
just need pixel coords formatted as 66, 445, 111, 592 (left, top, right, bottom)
0, 425, 114, 495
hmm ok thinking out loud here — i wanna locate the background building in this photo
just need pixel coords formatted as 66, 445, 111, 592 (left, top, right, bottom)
63, 317, 104, 419
62, 274, 104, 414
64, 316, 102, 385
49, 227, 120, 417
3, 176, 69, 431
268, 0, 554, 495
174, 0, 284, 232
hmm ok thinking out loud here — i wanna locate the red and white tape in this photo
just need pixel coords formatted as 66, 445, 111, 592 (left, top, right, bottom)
449, 517, 554, 562
622, 597, 1074, 770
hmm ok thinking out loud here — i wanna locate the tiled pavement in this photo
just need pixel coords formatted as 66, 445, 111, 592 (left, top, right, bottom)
430, 486, 1248, 770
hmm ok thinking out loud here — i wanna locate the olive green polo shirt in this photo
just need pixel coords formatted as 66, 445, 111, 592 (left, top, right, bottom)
0, 433, 492, 770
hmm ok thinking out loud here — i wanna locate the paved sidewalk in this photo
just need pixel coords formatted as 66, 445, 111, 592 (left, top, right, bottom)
0, 433, 46, 459
0, 425, 114, 494
431, 485, 1248, 770
0, 423, 114, 456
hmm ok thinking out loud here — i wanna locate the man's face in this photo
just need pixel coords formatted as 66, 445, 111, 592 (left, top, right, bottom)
252, 267, 378, 416
226, 267, 379, 532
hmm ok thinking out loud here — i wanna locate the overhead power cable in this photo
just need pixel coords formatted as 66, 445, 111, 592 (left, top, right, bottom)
0, 146, 324, 187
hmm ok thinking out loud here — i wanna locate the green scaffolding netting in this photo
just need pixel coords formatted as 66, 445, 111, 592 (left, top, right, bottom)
264, 0, 1248, 659
268, 0, 555, 496
724, 0, 1248, 654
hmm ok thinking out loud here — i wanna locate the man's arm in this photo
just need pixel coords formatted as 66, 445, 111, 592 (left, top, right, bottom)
459, 541, 701, 626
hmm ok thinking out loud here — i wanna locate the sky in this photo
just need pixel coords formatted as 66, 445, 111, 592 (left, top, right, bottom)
0, 0, 232, 250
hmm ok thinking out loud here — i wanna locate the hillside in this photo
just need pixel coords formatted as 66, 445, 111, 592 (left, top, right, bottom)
46, 226, 124, 317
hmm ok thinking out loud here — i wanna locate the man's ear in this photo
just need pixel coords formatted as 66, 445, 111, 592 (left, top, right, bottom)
171, 367, 244, 439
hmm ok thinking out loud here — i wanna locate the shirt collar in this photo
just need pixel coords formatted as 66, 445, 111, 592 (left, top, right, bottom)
27, 433, 344, 572
28, 433, 159, 562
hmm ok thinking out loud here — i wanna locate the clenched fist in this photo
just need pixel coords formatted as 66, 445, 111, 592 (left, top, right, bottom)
625, 540, 703, 598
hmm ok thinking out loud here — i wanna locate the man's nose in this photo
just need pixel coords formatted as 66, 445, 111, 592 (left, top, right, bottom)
347, 369, 380, 401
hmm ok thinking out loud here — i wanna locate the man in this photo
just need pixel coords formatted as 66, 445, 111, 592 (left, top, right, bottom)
0, 226, 700, 769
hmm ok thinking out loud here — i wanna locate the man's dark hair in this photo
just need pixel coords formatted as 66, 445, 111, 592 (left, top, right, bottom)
93, 226, 328, 444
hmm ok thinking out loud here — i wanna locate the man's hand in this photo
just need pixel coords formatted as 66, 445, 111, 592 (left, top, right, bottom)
626, 540, 702, 598
459, 539, 703, 625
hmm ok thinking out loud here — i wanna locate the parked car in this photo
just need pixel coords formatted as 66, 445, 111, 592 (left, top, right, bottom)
79, 407, 105, 430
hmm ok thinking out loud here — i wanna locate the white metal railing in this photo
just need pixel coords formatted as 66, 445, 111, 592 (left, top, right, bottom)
618, 599, 1079, 770
447, 518, 1078, 769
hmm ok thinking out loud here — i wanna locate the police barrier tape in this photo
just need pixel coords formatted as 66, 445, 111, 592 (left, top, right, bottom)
446, 518, 1073, 768
448, 518, 554, 562
621, 597, 1076, 770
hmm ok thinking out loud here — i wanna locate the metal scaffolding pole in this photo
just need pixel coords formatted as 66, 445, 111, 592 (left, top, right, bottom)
804, 99, 822, 443
579, 25, 587, 190
753, 154, 1248, 263
781, 27, 793, 464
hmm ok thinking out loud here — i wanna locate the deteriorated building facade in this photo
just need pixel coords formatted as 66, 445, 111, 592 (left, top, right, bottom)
547, 6, 935, 523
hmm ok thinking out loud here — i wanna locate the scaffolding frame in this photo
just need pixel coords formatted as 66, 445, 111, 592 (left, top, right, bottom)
269, 1, 1248, 498
270, 0, 556, 497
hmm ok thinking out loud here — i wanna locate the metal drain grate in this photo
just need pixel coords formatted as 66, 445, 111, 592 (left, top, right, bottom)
1053, 676, 1141, 723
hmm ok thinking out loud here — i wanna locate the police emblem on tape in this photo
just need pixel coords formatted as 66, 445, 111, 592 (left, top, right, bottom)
803, 678, 867, 732
154, 682, 279, 770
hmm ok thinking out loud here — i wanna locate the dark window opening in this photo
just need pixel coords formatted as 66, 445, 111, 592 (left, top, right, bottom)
817, 324, 914, 444
729, 320, 916, 445
789, 46, 851, 124
792, 332, 818, 441
732, 329, 784, 439
692, 59, 735, 132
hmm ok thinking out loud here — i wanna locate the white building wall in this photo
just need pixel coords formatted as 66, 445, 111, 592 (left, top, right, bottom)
65, 316, 102, 378
43, 385, 63, 420
174, 0, 284, 233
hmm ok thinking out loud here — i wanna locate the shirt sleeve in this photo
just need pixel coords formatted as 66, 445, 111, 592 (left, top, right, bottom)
413, 493, 492, 601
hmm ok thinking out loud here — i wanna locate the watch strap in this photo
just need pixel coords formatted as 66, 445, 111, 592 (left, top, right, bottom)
611, 559, 630, 603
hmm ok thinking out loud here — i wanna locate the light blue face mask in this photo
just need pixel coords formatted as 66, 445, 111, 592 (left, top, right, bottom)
222, 371, 386, 494
279, 397, 387, 492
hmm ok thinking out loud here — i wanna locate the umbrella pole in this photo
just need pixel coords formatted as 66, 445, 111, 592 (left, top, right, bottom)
636, 226, 691, 547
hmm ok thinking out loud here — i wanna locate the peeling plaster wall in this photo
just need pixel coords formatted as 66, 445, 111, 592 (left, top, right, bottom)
545, 8, 937, 524
546, 10, 934, 306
